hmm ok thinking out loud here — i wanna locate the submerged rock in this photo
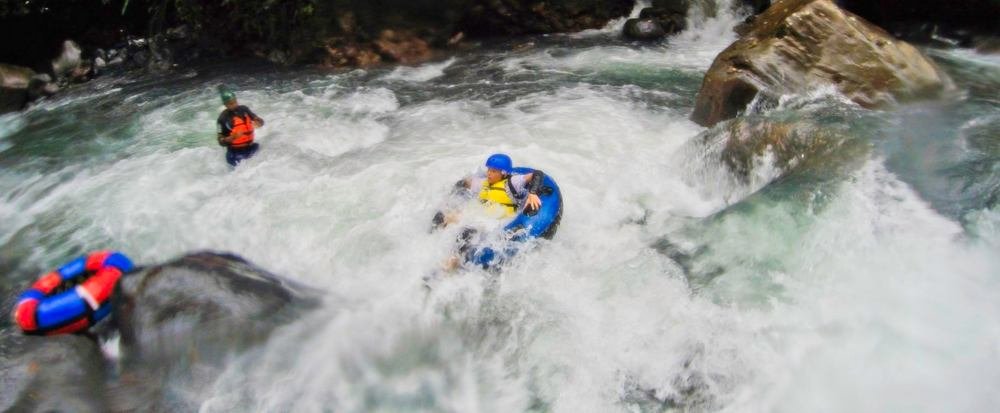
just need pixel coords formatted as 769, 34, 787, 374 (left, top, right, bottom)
0, 64, 34, 113
0, 332, 108, 413
716, 117, 869, 182
691, 0, 954, 127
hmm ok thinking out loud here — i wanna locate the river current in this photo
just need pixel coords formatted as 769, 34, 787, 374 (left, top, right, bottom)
1, 2, 999, 412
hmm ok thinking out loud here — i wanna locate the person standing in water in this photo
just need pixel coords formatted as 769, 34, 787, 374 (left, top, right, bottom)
216, 89, 265, 166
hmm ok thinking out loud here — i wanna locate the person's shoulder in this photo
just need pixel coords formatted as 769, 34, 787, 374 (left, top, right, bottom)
217, 109, 230, 122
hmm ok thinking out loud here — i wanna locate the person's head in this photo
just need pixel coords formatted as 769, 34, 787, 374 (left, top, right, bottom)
220, 90, 237, 109
484, 153, 512, 184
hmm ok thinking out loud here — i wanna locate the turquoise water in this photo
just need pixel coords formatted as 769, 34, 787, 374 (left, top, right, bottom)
1, 5, 999, 412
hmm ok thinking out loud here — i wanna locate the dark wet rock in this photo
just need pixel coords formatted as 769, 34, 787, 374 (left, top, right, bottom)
51, 40, 83, 81
691, 0, 954, 127
513, 41, 536, 52
882, 22, 976, 49
110, 251, 319, 411
651, 237, 724, 283
0, 63, 34, 113
130, 49, 150, 68
637, 4, 689, 36
27, 73, 59, 102
165, 25, 190, 41
68, 63, 93, 83
0, 331, 108, 413
624, 18, 667, 40
114, 251, 319, 363
837, 0, 1000, 45
975, 36, 1000, 54
739, 0, 771, 15
652, 0, 690, 15
461, 0, 634, 36
375, 29, 433, 65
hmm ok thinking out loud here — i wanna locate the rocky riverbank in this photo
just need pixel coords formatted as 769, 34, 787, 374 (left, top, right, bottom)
2, 0, 997, 114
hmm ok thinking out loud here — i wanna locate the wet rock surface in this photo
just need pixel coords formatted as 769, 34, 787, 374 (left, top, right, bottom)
691, 0, 954, 127
0, 63, 34, 113
108, 252, 319, 411
114, 251, 319, 363
0, 331, 108, 413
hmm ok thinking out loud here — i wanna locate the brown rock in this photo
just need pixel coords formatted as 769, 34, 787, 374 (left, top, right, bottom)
375, 30, 432, 65
691, 0, 954, 127
0, 63, 35, 113
323, 42, 383, 68
718, 117, 867, 181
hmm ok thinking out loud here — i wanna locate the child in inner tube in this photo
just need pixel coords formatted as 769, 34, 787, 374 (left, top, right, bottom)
435, 153, 546, 270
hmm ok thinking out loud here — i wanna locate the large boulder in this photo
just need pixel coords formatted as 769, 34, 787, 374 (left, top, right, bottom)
691, 0, 953, 127
114, 251, 319, 363
110, 251, 320, 410
0, 332, 109, 412
0, 64, 35, 113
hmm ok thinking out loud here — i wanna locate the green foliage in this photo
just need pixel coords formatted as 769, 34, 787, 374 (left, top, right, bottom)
154, 0, 325, 60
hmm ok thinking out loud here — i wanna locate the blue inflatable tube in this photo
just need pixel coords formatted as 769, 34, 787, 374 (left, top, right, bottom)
467, 167, 563, 270
13, 251, 134, 335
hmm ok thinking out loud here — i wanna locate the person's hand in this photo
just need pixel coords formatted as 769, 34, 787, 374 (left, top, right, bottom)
253, 119, 263, 128
444, 211, 461, 225
525, 193, 542, 211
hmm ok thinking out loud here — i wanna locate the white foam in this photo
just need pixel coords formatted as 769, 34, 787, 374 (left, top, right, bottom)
383, 58, 457, 82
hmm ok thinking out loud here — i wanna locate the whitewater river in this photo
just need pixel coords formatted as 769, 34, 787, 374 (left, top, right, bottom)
1, 3, 999, 412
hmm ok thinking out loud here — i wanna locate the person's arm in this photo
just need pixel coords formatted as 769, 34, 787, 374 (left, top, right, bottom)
522, 170, 545, 211
217, 117, 232, 146
244, 106, 265, 127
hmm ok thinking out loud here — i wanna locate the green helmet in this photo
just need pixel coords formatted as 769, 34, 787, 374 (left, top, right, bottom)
220, 90, 236, 103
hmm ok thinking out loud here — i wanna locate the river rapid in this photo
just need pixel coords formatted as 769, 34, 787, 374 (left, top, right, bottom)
1, 2, 999, 412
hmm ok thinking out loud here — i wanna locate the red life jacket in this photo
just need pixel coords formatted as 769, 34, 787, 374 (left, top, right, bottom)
229, 113, 255, 148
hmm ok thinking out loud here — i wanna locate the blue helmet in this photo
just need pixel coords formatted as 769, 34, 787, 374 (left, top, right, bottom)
485, 153, 513, 173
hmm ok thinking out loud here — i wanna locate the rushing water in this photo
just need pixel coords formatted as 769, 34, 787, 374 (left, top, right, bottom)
2, 2, 999, 412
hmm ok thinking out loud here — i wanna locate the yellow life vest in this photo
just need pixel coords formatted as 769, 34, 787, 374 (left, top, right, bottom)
479, 179, 517, 217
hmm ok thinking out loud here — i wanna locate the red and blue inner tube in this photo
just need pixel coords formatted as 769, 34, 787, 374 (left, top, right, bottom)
13, 251, 134, 335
